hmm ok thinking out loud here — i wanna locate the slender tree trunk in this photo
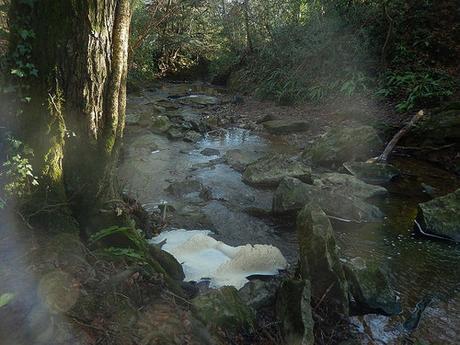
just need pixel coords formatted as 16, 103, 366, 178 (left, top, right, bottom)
9, 0, 132, 234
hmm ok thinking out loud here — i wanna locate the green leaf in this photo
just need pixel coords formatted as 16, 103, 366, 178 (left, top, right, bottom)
0, 293, 15, 308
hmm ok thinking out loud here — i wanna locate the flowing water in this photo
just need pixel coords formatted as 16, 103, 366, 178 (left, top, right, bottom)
120, 84, 460, 343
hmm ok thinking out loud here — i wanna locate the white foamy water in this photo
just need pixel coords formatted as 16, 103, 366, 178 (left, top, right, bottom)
150, 229, 287, 289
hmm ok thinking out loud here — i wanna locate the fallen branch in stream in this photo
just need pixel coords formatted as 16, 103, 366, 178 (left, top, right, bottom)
370, 110, 425, 163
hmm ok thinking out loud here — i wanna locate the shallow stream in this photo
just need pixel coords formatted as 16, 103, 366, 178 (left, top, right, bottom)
120, 83, 460, 343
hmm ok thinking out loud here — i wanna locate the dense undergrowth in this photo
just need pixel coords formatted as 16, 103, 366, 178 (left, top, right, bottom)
129, 0, 459, 112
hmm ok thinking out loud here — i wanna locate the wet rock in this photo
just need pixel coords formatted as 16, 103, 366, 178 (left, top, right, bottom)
154, 98, 180, 110
416, 188, 460, 242
223, 149, 263, 172
343, 161, 400, 185
165, 179, 204, 197
297, 203, 349, 315
184, 130, 202, 143
239, 279, 279, 311
167, 127, 184, 140
344, 257, 401, 316
179, 95, 219, 107
349, 314, 403, 345
262, 120, 310, 134
151, 115, 172, 134
303, 126, 383, 168
200, 148, 220, 157
273, 177, 384, 223
276, 279, 314, 345
192, 286, 254, 333
408, 294, 460, 344
243, 154, 312, 187
129, 133, 159, 152
313, 173, 388, 199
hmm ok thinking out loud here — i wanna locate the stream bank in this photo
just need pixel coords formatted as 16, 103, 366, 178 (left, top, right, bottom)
119, 81, 460, 344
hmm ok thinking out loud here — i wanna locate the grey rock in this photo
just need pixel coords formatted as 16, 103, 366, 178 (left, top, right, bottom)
239, 279, 279, 311
297, 204, 349, 316
303, 126, 383, 168
151, 115, 172, 134
273, 177, 384, 223
184, 131, 202, 143
276, 279, 314, 345
343, 161, 400, 184
313, 172, 388, 199
223, 149, 263, 172
243, 154, 312, 187
416, 188, 460, 242
344, 257, 401, 316
200, 148, 220, 157
192, 286, 254, 333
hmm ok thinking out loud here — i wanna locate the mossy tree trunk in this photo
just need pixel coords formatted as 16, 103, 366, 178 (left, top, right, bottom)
8, 0, 132, 234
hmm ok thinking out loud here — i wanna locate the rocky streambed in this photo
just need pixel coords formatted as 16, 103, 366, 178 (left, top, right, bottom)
119, 82, 460, 344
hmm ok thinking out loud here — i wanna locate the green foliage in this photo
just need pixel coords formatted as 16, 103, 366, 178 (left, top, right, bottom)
1, 137, 38, 201
89, 226, 155, 271
378, 70, 455, 112
0, 293, 15, 308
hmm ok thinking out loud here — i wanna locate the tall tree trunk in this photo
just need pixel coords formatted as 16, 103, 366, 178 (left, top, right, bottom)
9, 0, 132, 234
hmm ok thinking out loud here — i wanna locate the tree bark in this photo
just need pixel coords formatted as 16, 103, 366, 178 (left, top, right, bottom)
9, 0, 132, 234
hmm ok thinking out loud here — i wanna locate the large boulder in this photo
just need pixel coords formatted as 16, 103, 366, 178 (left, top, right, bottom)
243, 154, 312, 187
273, 177, 384, 223
276, 279, 314, 345
262, 120, 309, 134
303, 126, 383, 168
313, 173, 388, 200
344, 257, 401, 316
297, 204, 349, 316
416, 189, 460, 242
192, 286, 254, 333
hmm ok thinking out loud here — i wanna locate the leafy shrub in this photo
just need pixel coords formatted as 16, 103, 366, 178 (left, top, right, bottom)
378, 70, 455, 112
1, 137, 38, 202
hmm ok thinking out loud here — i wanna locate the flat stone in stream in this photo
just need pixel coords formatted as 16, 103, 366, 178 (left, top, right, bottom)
178, 95, 219, 106
200, 148, 220, 156
242, 153, 312, 187
313, 172, 388, 199
223, 149, 263, 172
416, 188, 460, 242
262, 119, 309, 134
167, 127, 184, 140
183, 130, 202, 143
273, 177, 384, 223
343, 161, 400, 184
303, 125, 383, 168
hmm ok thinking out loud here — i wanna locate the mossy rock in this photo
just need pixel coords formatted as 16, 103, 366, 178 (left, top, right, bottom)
276, 279, 314, 345
416, 188, 460, 242
151, 115, 172, 134
297, 203, 349, 316
344, 257, 401, 316
243, 154, 312, 187
303, 125, 383, 168
192, 286, 255, 333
